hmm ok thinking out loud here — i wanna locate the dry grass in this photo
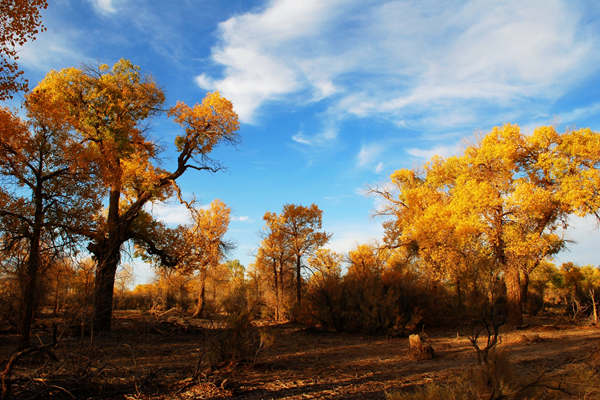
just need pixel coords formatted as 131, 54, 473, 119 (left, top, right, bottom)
0, 312, 599, 399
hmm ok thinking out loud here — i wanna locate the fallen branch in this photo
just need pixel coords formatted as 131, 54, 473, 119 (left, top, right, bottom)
1, 341, 58, 400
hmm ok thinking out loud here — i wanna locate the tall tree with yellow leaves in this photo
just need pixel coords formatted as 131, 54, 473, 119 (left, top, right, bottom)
380, 125, 600, 326
32, 59, 239, 331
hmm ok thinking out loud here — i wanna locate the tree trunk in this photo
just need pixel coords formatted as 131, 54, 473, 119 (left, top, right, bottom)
212, 279, 216, 303
456, 277, 463, 311
19, 181, 44, 348
53, 275, 60, 316
591, 289, 598, 325
91, 187, 123, 333
273, 260, 279, 320
192, 270, 207, 318
19, 237, 41, 348
92, 249, 120, 333
520, 270, 529, 313
278, 262, 285, 300
505, 267, 523, 326
295, 255, 302, 307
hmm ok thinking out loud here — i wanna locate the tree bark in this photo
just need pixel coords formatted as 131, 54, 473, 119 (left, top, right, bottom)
456, 277, 463, 311
591, 289, 598, 325
53, 273, 60, 316
91, 186, 125, 333
520, 270, 530, 313
92, 248, 120, 333
272, 260, 279, 321
19, 237, 40, 348
295, 255, 302, 307
19, 179, 44, 348
278, 261, 285, 311
192, 269, 207, 318
505, 267, 523, 326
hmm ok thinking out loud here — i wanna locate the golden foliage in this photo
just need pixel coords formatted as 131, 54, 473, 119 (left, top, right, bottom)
0, 0, 47, 99
380, 124, 600, 324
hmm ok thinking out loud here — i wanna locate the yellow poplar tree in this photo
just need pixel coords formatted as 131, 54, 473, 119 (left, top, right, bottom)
280, 204, 330, 307
32, 59, 239, 331
381, 124, 600, 326
179, 199, 232, 318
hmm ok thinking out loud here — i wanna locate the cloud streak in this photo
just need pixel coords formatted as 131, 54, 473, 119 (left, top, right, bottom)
197, 0, 597, 130
90, 0, 117, 15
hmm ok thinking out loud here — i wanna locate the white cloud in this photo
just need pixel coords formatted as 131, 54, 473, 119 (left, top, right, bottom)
554, 215, 600, 266
375, 162, 384, 174
232, 215, 250, 222
357, 143, 384, 167
18, 30, 90, 72
198, 0, 597, 127
291, 133, 313, 145
291, 124, 338, 147
145, 201, 192, 225
327, 222, 384, 255
558, 103, 600, 125
406, 143, 463, 160
90, 0, 117, 14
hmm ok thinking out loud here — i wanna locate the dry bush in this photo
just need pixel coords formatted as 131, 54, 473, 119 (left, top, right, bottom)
0, 278, 19, 333
386, 372, 480, 400
304, 267, 449, 335
199, 284, 274, 370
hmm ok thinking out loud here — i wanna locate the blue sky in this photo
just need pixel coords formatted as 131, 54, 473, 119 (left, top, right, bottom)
8, 0, 600, 284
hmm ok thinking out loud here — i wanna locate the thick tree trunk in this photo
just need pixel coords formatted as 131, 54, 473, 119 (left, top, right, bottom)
92, 249, 120, 333
520, 270, 530, 313
91, 187, 124, 333
19, 181, 44, 348
295, 255, 302, 307
19, 238, 41, 348
192, 270, 207, 318
505, 268, 523, 326
456, 277, 463, 311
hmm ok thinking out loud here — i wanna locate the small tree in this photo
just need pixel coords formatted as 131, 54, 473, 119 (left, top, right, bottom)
279, 204, 330, 307
257, 212, 293, 320
179, 199, 232, 318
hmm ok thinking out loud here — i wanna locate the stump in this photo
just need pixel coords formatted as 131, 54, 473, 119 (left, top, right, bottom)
408, 334, 434, 360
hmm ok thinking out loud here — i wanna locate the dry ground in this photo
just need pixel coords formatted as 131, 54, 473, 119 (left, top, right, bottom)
1, 312, 599, 399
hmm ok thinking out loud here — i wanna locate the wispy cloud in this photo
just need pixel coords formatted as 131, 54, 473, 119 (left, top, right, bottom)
18, 30, 91, 72
357, 143, 384, 167
291, 124, 338, 147
327, 222, 383, 255
406, 143, 463, 160
89, 0, 117, 15
232, 215, 250, 222
557, 103, 600, 125
197, 0, 597, 129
